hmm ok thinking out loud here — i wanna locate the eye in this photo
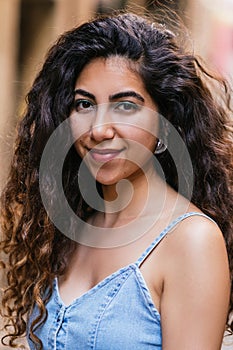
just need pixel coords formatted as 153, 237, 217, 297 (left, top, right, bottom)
74, 99, 95, 113
114, 101, 140, 114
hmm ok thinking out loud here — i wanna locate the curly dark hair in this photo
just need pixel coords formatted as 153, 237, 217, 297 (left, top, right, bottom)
1, 12, 232, 349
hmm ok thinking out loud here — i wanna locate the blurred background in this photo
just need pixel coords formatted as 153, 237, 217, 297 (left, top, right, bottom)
0, 1, 232, 348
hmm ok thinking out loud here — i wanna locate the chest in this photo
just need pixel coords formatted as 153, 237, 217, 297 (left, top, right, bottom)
27, 266, 162, 350
58, 243, 164, 311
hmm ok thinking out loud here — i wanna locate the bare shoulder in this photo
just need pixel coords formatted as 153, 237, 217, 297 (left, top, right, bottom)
160, 210, 230, 299
158, 189, 227, 257
163, 211, 227, 259
159, 212, 230, 349
150, 209, 230, 282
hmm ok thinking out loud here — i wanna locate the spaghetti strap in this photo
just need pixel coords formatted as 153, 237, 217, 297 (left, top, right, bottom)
135, 212, 216, 268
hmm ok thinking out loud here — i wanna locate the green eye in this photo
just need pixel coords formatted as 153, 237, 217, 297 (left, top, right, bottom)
114, 101, 140, 113
74, 99, 95, 113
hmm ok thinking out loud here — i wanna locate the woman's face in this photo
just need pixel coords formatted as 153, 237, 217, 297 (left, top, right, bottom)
70, 56, 158, 185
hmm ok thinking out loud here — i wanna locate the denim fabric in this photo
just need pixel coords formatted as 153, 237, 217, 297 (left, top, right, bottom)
27, 212, 213, 350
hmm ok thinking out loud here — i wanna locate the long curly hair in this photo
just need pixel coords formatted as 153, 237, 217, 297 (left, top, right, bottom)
1, 12, 233, 349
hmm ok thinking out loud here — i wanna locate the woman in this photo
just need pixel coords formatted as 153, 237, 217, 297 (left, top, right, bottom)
1, 12, 232, 350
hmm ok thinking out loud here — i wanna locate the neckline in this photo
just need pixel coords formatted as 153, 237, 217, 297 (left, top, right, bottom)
54, 211, 213, 308
54, 263, 135, 308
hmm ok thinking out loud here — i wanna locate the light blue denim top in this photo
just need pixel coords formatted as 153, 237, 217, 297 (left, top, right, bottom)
27, 212, 213, 350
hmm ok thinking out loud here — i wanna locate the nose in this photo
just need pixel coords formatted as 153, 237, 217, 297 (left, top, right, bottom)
90, 105, 115, 142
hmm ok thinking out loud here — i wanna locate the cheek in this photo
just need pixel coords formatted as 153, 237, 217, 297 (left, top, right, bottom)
142, 134, 157, 150
128, 129, 157, 151
124, 134, 156, 170
70, 112, 91, 142
73, 139, 84, 158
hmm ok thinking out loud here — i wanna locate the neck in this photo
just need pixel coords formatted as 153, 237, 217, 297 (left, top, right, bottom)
99, 166, 167, 228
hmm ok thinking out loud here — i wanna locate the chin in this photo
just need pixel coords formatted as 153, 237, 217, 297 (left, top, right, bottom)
95, 176, 121, 186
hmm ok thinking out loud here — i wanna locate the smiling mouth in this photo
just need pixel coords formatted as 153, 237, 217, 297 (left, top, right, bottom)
88, 148, 124, 162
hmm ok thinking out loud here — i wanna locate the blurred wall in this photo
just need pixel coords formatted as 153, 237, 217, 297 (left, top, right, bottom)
187, 0, 233, 79
0, 0, 21, 191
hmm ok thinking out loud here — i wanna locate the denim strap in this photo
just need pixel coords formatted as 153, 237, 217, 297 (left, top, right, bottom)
135, 212, 216, 268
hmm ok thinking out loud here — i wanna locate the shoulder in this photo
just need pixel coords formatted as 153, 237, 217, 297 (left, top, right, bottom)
177, 211, 222, 238
159, 212, 230, 311
158, 213, 230, 349
162, 212, 228, 269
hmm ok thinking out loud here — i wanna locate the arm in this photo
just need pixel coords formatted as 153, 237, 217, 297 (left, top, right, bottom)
160, 217, 230, 350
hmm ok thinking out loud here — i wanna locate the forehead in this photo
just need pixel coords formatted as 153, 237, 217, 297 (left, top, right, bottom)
73, 56, 157, 110
75, 56, 144, 90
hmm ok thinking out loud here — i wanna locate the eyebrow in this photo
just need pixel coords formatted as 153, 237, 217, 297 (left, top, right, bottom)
74, 89, 96, 101
109, 91, 145, 103
74, 89, 145, 103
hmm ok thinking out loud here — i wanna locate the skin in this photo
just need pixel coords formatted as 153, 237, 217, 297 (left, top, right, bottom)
59, 57, 230, 349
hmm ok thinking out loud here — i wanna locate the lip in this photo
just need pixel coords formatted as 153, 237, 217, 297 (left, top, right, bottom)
88, 148, 124, 162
